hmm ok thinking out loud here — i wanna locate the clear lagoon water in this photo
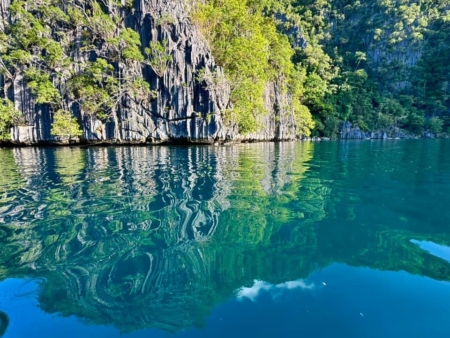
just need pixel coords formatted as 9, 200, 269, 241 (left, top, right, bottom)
0, 140, 450, 337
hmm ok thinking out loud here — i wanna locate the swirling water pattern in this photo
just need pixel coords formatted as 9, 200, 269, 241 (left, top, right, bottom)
0, 140, 450, 337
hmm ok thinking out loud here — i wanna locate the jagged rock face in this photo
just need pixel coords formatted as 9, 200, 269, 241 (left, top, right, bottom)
338, 121, 416, 140
0, 0, 298, 145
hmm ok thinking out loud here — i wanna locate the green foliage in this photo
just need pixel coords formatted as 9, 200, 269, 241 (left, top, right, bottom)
407, 113, 426, 134
87, 1, 116, 40
0, 0, 155, 129
145, 40, 172, 77
108, 28, 144, 62
67, 59, 118, 117
51, 110, 83, 139
192, 0, 314, 135
319, 0, 450, 135
272, 0, 450, 136
0, 99, 21, 141
2, 0, 450, 138
2, 50, 32, 66
427, 117, 443, 134
155, 14, 176, 27
129, 78, 155, 102
293, 102, 314, 136
25, 68, 61, 104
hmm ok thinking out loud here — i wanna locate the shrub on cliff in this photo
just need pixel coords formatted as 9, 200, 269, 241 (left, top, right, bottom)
0, 99, 21, 141
51, 110, 83, 140
192, 0, 315, 135
0, 0, 156, 134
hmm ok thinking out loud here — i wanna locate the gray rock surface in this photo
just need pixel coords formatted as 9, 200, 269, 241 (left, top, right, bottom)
0, 0, 299, 145
339, 121, 415, 140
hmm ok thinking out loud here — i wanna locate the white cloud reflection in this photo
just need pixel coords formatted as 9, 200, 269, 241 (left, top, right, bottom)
237, 279, 314, 302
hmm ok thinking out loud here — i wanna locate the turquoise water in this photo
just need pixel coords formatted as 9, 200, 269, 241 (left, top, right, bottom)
0, 140, 450, 337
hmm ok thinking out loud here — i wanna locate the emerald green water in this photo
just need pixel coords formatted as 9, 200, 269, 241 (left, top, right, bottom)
0, 140, 450, 337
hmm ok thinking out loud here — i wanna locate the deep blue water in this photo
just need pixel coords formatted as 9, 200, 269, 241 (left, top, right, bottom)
0, 140, 450, 337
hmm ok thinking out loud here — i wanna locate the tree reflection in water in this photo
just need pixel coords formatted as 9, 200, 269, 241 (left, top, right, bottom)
0, 141, 450, 333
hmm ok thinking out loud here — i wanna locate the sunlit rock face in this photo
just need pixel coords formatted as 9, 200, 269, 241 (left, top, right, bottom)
1, 142, 450, 333
0, 0, 297, 145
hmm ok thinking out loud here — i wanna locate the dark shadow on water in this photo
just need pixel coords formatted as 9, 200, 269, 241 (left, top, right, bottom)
0, 311, 9, 337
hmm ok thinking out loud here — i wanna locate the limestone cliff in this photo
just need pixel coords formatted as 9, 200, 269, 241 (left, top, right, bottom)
0, 0, 298, 145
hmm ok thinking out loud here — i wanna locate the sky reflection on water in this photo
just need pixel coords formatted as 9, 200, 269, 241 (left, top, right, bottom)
0, 140, 450, 337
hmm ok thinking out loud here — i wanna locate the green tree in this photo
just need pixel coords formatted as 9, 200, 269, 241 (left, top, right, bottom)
51, 110, 83, 140
0, 0, 156, 133
0, 99, 21, 141
192, 0, 314, 135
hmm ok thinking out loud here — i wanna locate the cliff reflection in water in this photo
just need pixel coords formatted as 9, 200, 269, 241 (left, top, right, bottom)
0, 141, 450, 333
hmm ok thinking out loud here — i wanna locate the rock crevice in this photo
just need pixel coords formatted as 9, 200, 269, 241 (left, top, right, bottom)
0, 0, 299, 145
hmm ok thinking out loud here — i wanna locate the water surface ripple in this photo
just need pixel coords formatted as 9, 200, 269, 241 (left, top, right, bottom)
0, 140, 450, 337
